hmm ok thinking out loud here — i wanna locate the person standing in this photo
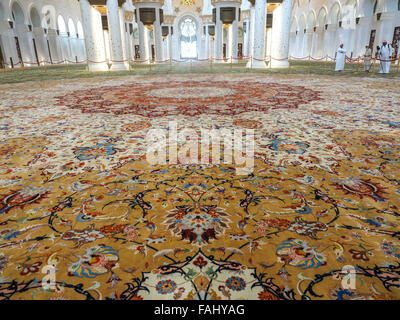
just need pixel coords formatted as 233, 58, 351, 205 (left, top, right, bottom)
363, 45, 372, 72
379, 40, 392, 74
375, 45, 380, 58
335, 44, 346, 72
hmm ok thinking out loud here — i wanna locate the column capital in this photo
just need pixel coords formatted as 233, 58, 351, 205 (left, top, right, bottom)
376, 11, 395, 21
163, 14, 176, 24
124, 10, 134, 21
201, 14, 214, 24
211, 0, 242, 6
248, 0, 282, 5
132, 0, 164, 6
325, 23, 338, 32
241, 9, 250, 19
88, 0, 126, 7
356, 16, 371, 25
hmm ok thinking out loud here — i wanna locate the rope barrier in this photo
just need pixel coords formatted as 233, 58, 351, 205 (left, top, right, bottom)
270, 56, 290, 61
1, 54, 398, 77
154, 59, 170, 63
290, 55, 310, 60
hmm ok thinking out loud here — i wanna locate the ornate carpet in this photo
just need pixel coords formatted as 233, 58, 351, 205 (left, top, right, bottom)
0, 74, 399, 300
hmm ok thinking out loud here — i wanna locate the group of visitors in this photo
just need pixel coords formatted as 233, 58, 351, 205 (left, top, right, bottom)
334, 40, 396, 74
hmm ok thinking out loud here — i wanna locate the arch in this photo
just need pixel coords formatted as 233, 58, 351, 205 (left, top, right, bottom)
68, 18, 76, 38
306, 10, 316, 29
57, 15, 67, 35
11, 1, 25, 24
298, 13, 306, 30
179, 15, 197, 58
30, 6, 41, 28
373, 0, 378, 13
77, 21, 84, 39
42, 5, 56, 29
342, 0, 357, 24
358, 0, 375, 16
385, 0, 397, 11
290, 17, 298, 32
0, 2, 5, 20
329, 2, 341, 24
317, 7, 327, 26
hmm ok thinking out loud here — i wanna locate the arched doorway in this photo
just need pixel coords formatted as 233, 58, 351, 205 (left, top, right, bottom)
180, 17, 197, 58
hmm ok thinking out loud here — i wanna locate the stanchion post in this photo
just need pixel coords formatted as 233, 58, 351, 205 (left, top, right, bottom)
355, 56, 360, 74
21, 59, 25, 74
43, 60, 48, 74
86, 58, 89, 72
371, 58, 376, 77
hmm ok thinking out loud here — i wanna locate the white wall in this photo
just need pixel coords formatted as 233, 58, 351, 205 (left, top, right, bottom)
0, 0, 85, 68
290, 0, 400, 59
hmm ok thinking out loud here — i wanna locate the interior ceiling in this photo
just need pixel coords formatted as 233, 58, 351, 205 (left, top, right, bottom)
171, 0, 204, 15
93, 0, 279, 19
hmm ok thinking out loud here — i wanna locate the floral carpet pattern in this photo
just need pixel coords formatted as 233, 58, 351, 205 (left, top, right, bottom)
0, 74, 399, 300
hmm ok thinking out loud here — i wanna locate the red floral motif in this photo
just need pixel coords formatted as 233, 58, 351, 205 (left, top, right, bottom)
193, 255, 208, 268
20, 262, 42, 276
55, 81, 321, 117
258, 289, 280, 300
349, 249, 370, 261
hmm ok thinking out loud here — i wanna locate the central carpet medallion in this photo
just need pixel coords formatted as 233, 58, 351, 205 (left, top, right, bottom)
0, 74, 400, 300
55, 80, 321, 117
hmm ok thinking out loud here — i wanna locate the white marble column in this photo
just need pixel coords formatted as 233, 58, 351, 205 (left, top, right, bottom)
209, 33, 214, 59
154, 7, 164, 62
214, 6, 224, 62
353, 17, 371, 58
376, 12, 395, 48
169, 25, 173, 60
312, 27, 325, 58
107, 0, 128, 70
265, 28, 272, 60
136, 8, 150, 63
243, 18, 250, 57
270, 0, 291, 68
204, 25, 210, 59
79, 0, 108, 71
246, 5, 255, 66
324, 24, 338, 59
231, 6, 239, 62
119, 8, 131, 63
248, 0, 267, 68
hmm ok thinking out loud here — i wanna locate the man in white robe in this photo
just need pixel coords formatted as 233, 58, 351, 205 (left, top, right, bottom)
379, 41, 392, 74
335, 44, 346, 71
363, 46, 372, 72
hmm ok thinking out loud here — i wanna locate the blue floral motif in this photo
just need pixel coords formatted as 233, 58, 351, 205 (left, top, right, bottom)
226, 276, 246, 291
156, 279, 177, 294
